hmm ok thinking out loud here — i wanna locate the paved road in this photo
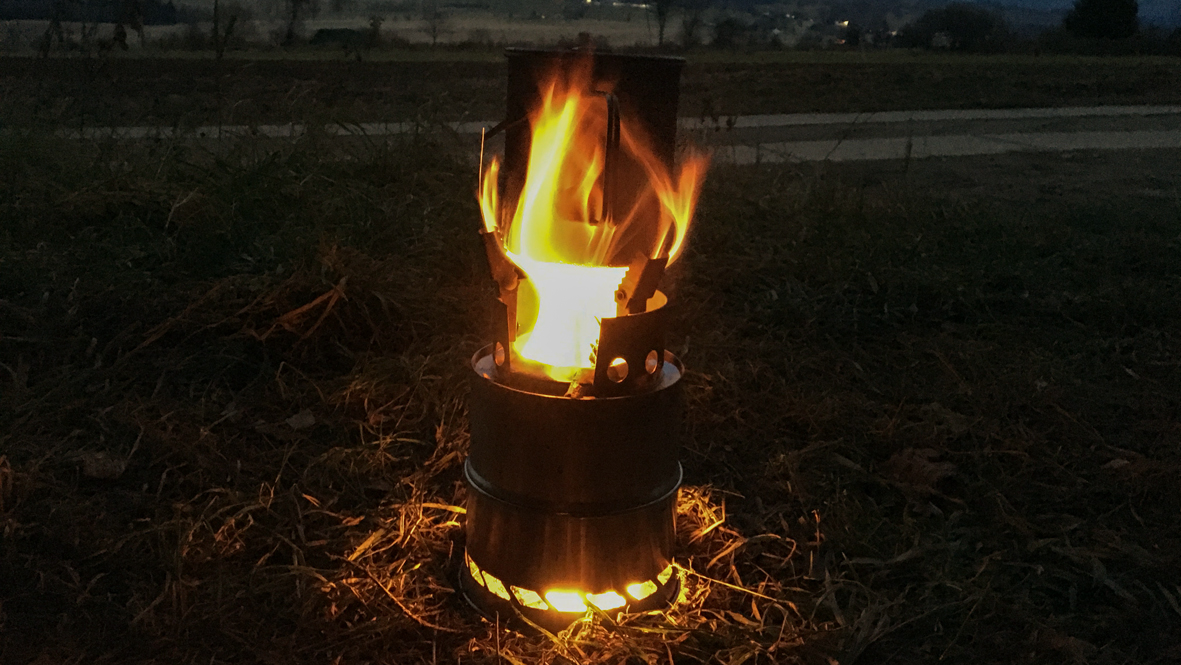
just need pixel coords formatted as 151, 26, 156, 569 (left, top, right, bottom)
714, 130, 1181, 165
684, 105, 1181, 164
49, 104, 1181, 165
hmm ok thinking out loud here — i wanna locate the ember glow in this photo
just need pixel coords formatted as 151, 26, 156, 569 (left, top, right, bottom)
466, 550, 675, 614
479, 58, 708, 381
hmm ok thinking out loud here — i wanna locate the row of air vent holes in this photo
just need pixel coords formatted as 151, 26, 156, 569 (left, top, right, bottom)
465, 551, 674, 612
493, 344, 661, 384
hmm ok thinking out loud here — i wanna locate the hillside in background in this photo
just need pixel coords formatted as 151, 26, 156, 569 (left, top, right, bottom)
0, 0, 1177, 45
733, 0, 1178, 29
981, 0, 1179, 24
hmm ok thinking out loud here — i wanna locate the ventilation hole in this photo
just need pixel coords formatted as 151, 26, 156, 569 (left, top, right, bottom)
606, 357, 628, 383
657, 564, 674, 585
511, 586, 549, 610
627, 580, 658, 601
586, 590, 627, 610
645, 349, 660, 374
494, 342, 506, 366
466, 556, 485, 587
482, 571, 511, 601
544, 590, 587, 613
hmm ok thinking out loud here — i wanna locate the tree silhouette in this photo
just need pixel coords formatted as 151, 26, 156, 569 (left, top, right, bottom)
284, 0, 306, 45
422, 2, 450, 46
678, 0, 710, 48
211, 0, 240, 59
898, 3, 1008, 52
1064, 0, 1138, 39
654, 0, 672, 46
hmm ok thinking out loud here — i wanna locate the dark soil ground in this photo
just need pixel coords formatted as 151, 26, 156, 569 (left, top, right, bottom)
1, 54, 1180, 664
2, 51, 1181, 127
2, 48, 1181, 665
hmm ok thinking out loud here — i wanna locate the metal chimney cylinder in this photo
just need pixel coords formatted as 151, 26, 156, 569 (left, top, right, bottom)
463, 343, 684, 628
461, 50, 688, 630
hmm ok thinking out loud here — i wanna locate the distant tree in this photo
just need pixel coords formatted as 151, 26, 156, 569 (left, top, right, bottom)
845, 21, 862, 46
112, 22, 129, 49
122, 0, 145, 47
712, 16, 747, 49
256, 0, 283, 19
38, 4, 66, 57
651, 0, 711, 48
153, 1, 178, 26
284, 0, 306, 45
76, 20, 100, 52
898, 3, 1008, 52
210, 0, 240, 59
654, 0, 672, 46
1063, 0, 1138, 39
368, 14, 383, 48
561, 0, 588, 20
678, 0, 709, 48
422, 1, 450, 46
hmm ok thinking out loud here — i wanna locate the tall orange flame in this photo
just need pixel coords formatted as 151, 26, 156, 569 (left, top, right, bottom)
480, 60, 709, 382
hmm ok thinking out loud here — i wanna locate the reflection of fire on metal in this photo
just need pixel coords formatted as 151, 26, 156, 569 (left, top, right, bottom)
462, 47, 709, 630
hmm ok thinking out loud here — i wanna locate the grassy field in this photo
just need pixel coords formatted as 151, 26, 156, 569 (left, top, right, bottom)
1, 106, 1179, 664
2, 51, 1181, 129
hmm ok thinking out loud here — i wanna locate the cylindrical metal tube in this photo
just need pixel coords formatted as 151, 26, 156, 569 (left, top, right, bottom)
467, 350, 683, 511
464, 47, 691, 629
464, 472, 677, 594
462, 348, 684, 624
501, 49, 686, 267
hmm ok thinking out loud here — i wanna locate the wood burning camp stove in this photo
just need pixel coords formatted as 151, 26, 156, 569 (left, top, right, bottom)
462, 48, 692, 630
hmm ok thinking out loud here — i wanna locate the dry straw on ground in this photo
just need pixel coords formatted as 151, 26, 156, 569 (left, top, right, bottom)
1, 123, 1179, 664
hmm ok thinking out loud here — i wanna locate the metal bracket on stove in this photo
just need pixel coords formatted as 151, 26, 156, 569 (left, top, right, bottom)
593, 303, 669, 396
595, 90, 621, 226
615, 255, 667, 316
481, 230, 524, 374
481, 230, 522, 296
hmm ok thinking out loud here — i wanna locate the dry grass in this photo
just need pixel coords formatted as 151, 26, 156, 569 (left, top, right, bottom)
1, 121, 1179, 664
0, 129, 828, 664
673, 156, 1181, 663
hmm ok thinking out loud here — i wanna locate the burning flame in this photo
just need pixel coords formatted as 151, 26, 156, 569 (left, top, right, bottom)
480, 58, 709, 381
